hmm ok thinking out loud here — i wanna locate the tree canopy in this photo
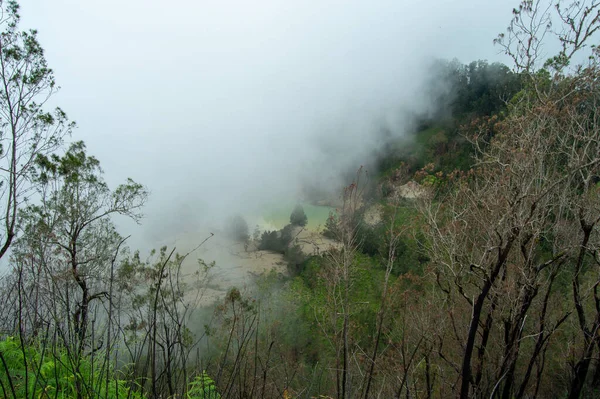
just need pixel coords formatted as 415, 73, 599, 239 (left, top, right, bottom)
289, 204, 308, 227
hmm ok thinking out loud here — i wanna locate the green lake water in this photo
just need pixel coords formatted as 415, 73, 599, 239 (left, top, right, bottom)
261, 203, 335, 231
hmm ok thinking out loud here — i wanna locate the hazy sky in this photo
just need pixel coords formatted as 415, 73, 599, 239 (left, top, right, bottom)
19, 0, 515, 249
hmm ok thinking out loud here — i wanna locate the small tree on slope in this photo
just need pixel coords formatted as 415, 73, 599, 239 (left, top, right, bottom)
290, 204, 308, 227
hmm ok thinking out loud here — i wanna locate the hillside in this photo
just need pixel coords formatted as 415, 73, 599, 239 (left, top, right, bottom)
2, 2, 600, 399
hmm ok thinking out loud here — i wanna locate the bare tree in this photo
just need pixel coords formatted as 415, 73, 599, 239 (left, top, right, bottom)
420, 2, 600, 397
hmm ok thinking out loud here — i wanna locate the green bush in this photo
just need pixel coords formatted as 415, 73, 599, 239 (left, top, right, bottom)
284, 244, 308, 275
0, 336, 145, 399
356, 222, 384, 257
322, 211, 339, 239
188, 371, 221, 399
290, 204, 308, 227
258, 224, 294, 253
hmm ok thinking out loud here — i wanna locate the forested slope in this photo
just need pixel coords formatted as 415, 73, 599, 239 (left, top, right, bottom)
1, 1, 600, 398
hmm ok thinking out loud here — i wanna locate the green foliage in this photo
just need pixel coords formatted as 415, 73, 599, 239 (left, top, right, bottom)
31, 141, 148, 224
284, 244, 309, 275
258, 230, 279, 251
289, 253, 390, 364
0, 0, 74, 261
375, 59, 524, 178
440, 59, 522, 117
188, 371, 221, 399
322, 211, 339, 239
258, 224, 294, 253
355, 221, 385, 257
0, 336, 145, 399
346, 204, 423, 275
10, 141, 149, 380
290, 204, 308, 227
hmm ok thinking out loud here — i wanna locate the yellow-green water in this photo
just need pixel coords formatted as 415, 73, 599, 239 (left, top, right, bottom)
262, 203, 334, 231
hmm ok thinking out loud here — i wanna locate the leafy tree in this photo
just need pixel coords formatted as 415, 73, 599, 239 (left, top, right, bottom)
323, 211, 340, 239
225, 214, 249, 242
6, 141, 148, 399
452, 60, 521, 117
252, 224, 260, 242
0, 0, 74, 260
290, 204, 308, 227
259, 224, 294, 253
429, 58, 521, 119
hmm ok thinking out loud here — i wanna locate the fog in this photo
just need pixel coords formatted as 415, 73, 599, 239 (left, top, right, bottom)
20, 0, 513, 252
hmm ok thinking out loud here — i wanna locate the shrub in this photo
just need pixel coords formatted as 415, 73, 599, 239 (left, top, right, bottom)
0, 336, 145, 399
323, 211, 339, 239
284, 244, 308, 275
188, 371, 221, 399
356, 222, 383, 257
258, 224, 294, 253
290, 204, 308, 227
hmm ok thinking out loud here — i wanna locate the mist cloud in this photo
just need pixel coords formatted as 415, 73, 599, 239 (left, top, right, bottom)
20, 0, 515, 251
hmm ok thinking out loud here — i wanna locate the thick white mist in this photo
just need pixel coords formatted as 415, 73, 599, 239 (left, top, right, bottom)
19, 0, 514, 251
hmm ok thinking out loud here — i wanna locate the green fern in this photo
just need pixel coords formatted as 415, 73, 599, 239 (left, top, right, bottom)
0, 336, 146, 399
188, 371, 221, 399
